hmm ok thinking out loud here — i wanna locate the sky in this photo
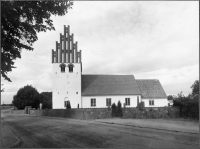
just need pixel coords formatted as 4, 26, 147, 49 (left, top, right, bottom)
1, 1, 199, 104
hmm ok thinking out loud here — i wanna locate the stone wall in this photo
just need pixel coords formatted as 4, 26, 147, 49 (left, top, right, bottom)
30, 107, 179, 120
12, 110, 25, 114
123, 107, 180, 119
30, 108, 112, 120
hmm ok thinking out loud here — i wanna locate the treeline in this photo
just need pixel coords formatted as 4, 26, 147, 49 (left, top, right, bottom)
12, 85, 52, 110
168, 80, 199, 119
1, 103, 13, 106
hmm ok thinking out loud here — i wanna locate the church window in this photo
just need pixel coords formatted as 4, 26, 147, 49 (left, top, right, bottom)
149, 100, 154, 106
91, 98, 96, 107
67, 63, 74, 73
61, 66, 65, 72
106, 98, 111, 106
125, 98, 130, 105
76, 92, 78, 94
59, 63, 66, 73
69, 65, 73, 72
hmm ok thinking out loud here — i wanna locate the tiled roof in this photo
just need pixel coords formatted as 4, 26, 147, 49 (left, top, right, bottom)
81, 75, 141, 96
136, 79, 167, 98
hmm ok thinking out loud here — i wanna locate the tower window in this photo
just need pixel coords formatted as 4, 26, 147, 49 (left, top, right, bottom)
61, 66, 65, 72
59, 63, 66, 73
68, 63, 74, 73
69, 65, 73, 72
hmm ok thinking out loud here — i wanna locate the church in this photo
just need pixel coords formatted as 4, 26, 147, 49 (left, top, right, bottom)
51, 25, 168, 109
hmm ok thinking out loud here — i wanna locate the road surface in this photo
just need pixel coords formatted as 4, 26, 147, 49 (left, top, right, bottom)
1, 113, 199, 148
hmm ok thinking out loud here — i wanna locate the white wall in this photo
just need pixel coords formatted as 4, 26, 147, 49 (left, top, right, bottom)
141, 98, 168, 107
52, 63, 81, 109
82, 95, 141, 108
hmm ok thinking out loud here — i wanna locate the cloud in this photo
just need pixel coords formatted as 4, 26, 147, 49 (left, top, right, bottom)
1, 1, 198, 104
135, 64, 199, 96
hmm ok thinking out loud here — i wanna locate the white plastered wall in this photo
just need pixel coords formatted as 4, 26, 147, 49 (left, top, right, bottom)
81, 95, 141, 108
52, 63, 81, 109
141, 98, 168, 107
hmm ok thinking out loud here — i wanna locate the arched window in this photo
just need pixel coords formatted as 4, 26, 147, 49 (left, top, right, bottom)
61, 65, 65, 72
69, 65, 73, 72
59, 63, 66, 73
68, 64, 74, 73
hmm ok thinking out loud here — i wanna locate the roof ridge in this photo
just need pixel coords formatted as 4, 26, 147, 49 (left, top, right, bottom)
136, 79, 159, 80
82, 74, 134, 76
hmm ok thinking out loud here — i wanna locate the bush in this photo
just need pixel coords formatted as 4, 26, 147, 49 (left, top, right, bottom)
111, 101, 123, 117
111, 103, 117, 117
173, 97, 199, 119
117, 101, 123, 117
137, 102, 145, 111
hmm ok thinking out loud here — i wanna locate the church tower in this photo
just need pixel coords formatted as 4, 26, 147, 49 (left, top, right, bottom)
52, 25, 82, 109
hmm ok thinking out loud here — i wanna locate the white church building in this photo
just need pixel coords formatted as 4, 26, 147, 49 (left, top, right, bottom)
52, 25, 168, 109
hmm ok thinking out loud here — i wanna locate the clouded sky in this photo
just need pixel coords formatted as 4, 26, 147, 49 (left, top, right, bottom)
1, 1, 199, 104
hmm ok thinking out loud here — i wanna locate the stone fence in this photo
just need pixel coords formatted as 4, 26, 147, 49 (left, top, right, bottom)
30, 108, 112, 120
12, 110, 25, 114
123, 107, 180, 119
29, 107, 180, 120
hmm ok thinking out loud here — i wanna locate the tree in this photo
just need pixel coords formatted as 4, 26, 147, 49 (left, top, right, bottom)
39, 92, 52, 109
111, 103, 117, 117
1, 1, 73, 82
117, 101, 123, 117
173, 91, 186, 117
12, 85, 40, 109
190, 80, 199, 98
1, 84, 5, 92
173, 84, 199, 119
167, 95, 175, 101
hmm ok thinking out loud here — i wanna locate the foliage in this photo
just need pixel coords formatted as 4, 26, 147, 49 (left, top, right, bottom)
1, 84, 5, 92
190, 80, 199, 98
111, 103, 117, 117
117, 101, 123, 117
111, 101, 123, 117
12, 85, 40, 109
1, 1, 73, 82
1, 103, 13, 106
167, 95, 175, 101
173, 80, 199, 119
39, 92, 52, 109
137, 101, 145, 111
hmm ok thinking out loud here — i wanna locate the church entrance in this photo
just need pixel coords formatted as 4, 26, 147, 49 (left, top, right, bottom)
64, 97, 71, 109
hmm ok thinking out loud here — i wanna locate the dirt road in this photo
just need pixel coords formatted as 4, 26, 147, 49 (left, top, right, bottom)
1, 113, 198, 148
